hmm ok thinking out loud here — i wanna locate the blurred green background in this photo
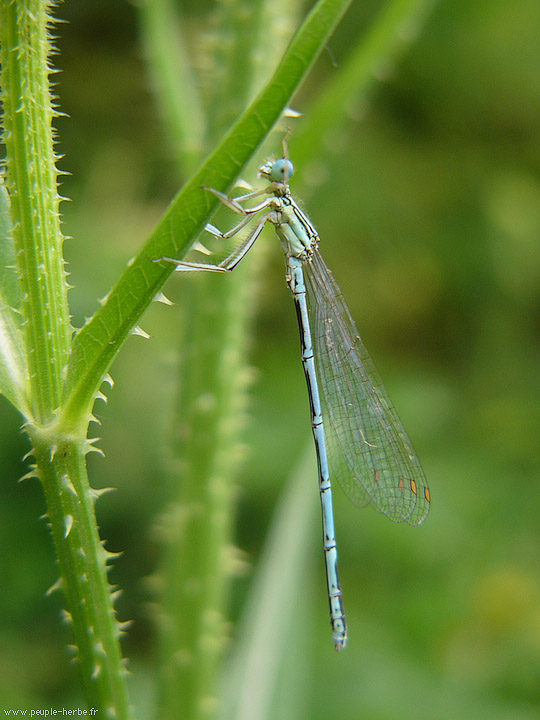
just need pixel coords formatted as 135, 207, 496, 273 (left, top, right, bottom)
2, 0, 540, 717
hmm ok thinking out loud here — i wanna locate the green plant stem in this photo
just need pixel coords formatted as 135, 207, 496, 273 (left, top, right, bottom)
139, 3, 274, 718
138, 0, 205, 175
29, 425, 131, 719
159, 265, 255, 720
0, 0, 70, 423
0, 1, 132, 715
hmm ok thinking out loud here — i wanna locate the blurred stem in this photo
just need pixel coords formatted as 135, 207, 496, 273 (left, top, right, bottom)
203, 0, 299, 145
139, 2, 302, 719
138, 0, 205, 175
0, 1, 131, 717
205, 0, 266, 142
159, 265, 254, 720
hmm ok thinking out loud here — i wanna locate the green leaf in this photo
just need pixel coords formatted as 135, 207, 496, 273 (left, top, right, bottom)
219, 447, 317, 720
62, 0, 354, 426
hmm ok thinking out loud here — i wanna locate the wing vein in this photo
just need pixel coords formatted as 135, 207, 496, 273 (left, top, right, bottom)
303, 246, 429, 525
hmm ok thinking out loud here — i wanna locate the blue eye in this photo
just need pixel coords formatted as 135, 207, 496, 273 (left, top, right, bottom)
270, 159, 294, 181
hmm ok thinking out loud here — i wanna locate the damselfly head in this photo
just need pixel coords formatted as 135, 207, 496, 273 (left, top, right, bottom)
259, 158, 294, 183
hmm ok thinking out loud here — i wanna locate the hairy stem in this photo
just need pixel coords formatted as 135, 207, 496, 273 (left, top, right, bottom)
0, 1, 132, 715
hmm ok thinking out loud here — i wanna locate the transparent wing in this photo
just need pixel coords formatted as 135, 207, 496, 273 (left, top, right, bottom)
303, 247, 430, 525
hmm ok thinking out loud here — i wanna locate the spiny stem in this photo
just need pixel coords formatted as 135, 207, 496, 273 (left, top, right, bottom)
0, 1, 133, 715
0, 0, 70, 423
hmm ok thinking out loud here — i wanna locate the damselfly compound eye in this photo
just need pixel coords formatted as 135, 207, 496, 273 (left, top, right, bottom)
270, 158, 294, 181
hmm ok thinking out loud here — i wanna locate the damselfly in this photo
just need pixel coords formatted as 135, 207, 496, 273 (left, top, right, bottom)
156, 150, 431, 650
